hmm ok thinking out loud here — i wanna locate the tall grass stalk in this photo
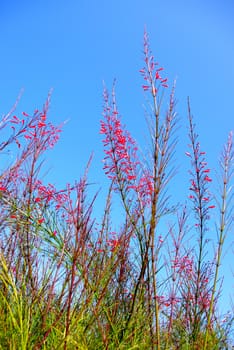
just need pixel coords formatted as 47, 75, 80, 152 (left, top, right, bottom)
0, 31, 233, 349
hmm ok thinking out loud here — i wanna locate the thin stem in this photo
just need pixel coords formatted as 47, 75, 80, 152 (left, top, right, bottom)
204, 132, 233, 349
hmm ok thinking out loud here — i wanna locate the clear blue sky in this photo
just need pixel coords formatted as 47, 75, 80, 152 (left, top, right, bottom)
1, 0, 234, 312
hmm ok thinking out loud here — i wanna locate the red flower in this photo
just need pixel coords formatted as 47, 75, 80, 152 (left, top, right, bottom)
100, 87, 138, 187
10, 115, 20, 124
38, 121, 46, 128
127, 175, 136, 180
10, 215, 17, 219
204, 175, 212, 182
155, 71, 161, 80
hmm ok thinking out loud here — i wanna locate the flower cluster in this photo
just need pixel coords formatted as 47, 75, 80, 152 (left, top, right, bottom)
100, 87, 139, 189
137, 173, 154, 204
186, 140, 215, 223
156, 294, 180, 309
172, 254, 194, 280
127, 171, 154, 206
107, 237, 121, 252
184, 289, 211, 312
100, 88, 155, 208
96, 232, 121, 253
34, 180, 69, 210
9, 109, 61, 151
139, 30, 168, 95
0, 182, 6, 191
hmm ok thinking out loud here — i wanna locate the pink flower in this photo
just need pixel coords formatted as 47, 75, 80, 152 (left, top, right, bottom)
10, 115, 21, 124
204, 175, 212, 182
38, 121, 46, 128
141, 30, 169, 92
100, 87, 138, 188
97, 249, 104, 253
107, 238, 120, 251
127, 175, 136, 180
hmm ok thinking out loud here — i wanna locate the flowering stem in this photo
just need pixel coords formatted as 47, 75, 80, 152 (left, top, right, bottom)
187, 99, 212, 341
204, 132, 233, 349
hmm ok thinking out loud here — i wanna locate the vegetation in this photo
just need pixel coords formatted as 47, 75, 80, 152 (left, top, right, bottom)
0, 31, 233, 349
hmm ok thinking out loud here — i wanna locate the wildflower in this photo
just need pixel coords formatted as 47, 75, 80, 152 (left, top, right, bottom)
107, 238, 120, 251
10, 214, 17, 219
97, 249, 104, 253
38, 121, 46, 128
155, 71, 161, 80
141, 30, 169, 92
204, 175, 212, 182
100, 86, 138, 188
24, 134, 32, 140
187, 111, 215, 223
172, 255, 194, 279
135, 172, 154, 205
10, 115, 20, 124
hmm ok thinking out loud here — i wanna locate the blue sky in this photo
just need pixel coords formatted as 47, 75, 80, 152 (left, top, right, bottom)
0, 0, 233, 185
1, 0, 234, 312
